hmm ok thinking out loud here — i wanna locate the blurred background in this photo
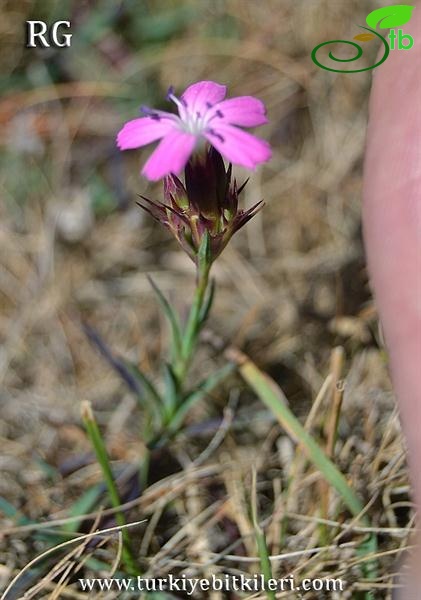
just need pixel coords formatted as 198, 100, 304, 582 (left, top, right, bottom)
0, 1, 412, 598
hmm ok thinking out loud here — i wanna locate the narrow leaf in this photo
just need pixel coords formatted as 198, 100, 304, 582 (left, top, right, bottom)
83, 322, 163, 426
148, 363, 235, 449
167, 363, 235, 434
233, 351, 378, 583
0, 497, 31, 523
126, 362, 163, 426
238, 355, 365, 515
255, 529, 276, 599
147, 275, 182, 360
251, 469, 276, 600
81, 402, 138, 575
63, 484, 103, 533
163, 363, 179, 419
83, 322, 144, 396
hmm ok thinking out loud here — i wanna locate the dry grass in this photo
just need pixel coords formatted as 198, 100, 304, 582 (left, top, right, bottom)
0, 1, 413, 598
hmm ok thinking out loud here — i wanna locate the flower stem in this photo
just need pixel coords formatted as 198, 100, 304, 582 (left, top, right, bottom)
175, 261, 211, 384
81, 401, 138, 576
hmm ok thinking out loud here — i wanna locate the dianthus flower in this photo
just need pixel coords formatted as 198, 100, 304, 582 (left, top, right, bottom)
138, 147, 262, 263
117, 80, 271, 180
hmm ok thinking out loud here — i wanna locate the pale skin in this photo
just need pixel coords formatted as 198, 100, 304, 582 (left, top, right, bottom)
362, 4, 421, 593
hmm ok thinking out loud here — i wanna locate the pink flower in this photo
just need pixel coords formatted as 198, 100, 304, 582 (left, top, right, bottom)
117, 81, 271, 181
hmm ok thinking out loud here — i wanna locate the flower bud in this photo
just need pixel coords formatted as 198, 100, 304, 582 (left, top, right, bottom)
138, 147, 263, 264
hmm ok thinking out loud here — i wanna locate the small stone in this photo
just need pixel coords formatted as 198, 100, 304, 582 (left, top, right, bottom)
56, 189, 94, 244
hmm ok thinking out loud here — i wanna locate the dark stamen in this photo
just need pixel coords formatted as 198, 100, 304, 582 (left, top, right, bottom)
167, 86, 187, 109
140, 105, 161, 120
196, 111, 201, 119
206, 101, 213, 108
215, 109, 224, 118
208, 128, 225, 143
166, 85, 175, 100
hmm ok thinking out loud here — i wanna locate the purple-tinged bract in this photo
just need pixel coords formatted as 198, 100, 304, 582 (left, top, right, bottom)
137, 148, 263, 263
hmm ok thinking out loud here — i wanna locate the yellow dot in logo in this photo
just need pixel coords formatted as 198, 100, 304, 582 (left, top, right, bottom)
353, 33, 376, 42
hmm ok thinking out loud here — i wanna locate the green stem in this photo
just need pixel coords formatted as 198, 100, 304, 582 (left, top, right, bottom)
175, 262, 211, 383
139, 446, 150, 490
81, 401, 139, 576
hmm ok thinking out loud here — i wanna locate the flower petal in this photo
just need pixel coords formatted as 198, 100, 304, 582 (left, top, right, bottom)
142, 130, 196, 181
117, 116, 176, 150
212, 96, 268, 127
181, 81, 227, 114
205, 124, 271, 169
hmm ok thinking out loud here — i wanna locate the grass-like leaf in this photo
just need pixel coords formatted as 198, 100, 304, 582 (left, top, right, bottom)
62, 484, 103, 534
251, 468, 276, 600
162, 362, 179, 419
83, 322, 146, 396
126, 362, 164, 427
148, 363, 235, 448
0, 497, 34, 529
234, 351, 378, 594
147, 275, 182, 361
167, 363, 235, 434
81, 402, 138, 576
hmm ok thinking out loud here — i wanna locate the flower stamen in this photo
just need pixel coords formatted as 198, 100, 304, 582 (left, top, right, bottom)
208, 129, 225, 143
117, 80, 272, 180
167, 87, 187, 112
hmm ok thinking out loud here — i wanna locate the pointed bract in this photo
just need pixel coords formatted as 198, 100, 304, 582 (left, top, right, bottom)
138, 149, 263, 263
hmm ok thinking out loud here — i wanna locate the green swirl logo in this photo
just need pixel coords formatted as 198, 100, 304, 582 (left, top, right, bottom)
311, 5, 415, 73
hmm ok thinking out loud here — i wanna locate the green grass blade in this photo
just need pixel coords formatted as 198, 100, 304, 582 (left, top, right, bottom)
235, 352, 378, 595
63, 484, 103, 533
126, 363, 162, 405
0, 497, 28, 520
81, 401, 139, 576
251, 468, 276, 600
238, 356, 365, 517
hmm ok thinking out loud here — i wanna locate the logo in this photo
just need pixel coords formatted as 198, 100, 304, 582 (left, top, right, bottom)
311, 5, 414, 73
26, 20, 72, 48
